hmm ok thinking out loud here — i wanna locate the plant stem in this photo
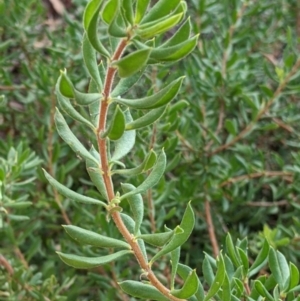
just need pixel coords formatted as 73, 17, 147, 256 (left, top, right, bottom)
96, 39, 186, 301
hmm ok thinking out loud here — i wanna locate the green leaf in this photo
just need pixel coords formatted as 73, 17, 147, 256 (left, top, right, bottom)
121, 0, 134, 24
171, 247, 180, 290
225, 119, 237, 136
112, 48, 151, 78
43, 169, 107, 207
150, 35, 198, 63
289, 262, 299, 291
82, 33, 103, 90
161, 18, 191, 48
171, 269, 199, 299
119, 281, 169, 301
237, 247, 249, 275
150, 202, 194, 264
108, 14, 127, 37
86, 146, 108, 200
203, 256, 215, 286
269, 248, 290, 291
177, 264, 205, 301
141, 0, 181, 23
83, 0, 110, 58
57, 250, 132, 269
54, 108, 98, 165
112, 149, 157, 176
121, 184, 143, 235
221, 274, 231, 301
204, 254, 226, 301
56, 80, 95, 130
59, 69, 74, 98
111, 70, 144, 97
135, 0, 150, 23
120, 213, 147, 261
120, 150, 166, 201
254, 280, 275, 301
138, 13, 183, 39
63, 225, 130, 249
101, 0, 119, 24
225, 233, 241, 268
102, 105, 125, 140
249, 239, 269, 277
113, 77, 184, 109
111, 110, 136, 161
126, 106, 166, 130
137, 230, 174, 247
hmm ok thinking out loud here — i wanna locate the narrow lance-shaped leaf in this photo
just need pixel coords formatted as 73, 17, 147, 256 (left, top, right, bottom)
111, 110, 136, 161
150, 35, 199, 63
108, 13, 127, 37
125, 106, 166, 130
112, 48, 151, 78
254, 280, 275, 301
138, 13, 183, 39
120, 213, 147, 261
56, 80, 95, 130
269, 248, 290, 292
221, 274, 231, 301
43, 169, 107, 207
171, 269, 199, 299
59, 70, 101, 106
113, 77, 184, 110
137, 230, 174, 247
141, 0, 181, 24
204, 254, 226, 301
119, 281, 169, 301
225, 233, 241, 268
102, 105, 125, 140
249, 239, 269, 277
121, 183, 143, 235
101, 0, 119, 24
134, 0, 150, 23
54, 108, 99, 165
171, 246, 181, 290
86, 146, 108, 200
83, 0, 110, 58
120, 150, 166, 201
150, 202, 194, 264
289, 262, 299, 291
63, 225, 130, 249
82, 33, 102, 90
57, 250, 132, 269
177, 264, 205, 301
160, 17, 191, 48
59, 69, 74, 98
111, 69, 144, 97
112, 149, 157, 176
121, 0, 134, 25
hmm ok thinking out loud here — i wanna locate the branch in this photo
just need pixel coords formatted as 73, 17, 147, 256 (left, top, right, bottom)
209, 58, 300, 156
96, 39, 186, 301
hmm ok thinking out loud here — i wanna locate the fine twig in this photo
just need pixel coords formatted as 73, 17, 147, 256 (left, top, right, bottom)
204, 199, 219, 258
209, 58, 300, 156
47, 93, 71, 225
220, 171, 294, 187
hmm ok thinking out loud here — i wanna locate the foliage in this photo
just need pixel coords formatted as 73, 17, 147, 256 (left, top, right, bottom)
1, 0, 300, 300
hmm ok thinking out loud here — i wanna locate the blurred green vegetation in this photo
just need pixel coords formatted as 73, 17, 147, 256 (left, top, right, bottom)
1, 0, 300, 300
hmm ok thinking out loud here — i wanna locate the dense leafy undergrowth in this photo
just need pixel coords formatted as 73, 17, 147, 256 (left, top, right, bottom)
1, 0, 300, 300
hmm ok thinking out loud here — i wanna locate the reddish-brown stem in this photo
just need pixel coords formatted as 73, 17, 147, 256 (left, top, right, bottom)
205, 199, 219, 258
96, 39, 185, 301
